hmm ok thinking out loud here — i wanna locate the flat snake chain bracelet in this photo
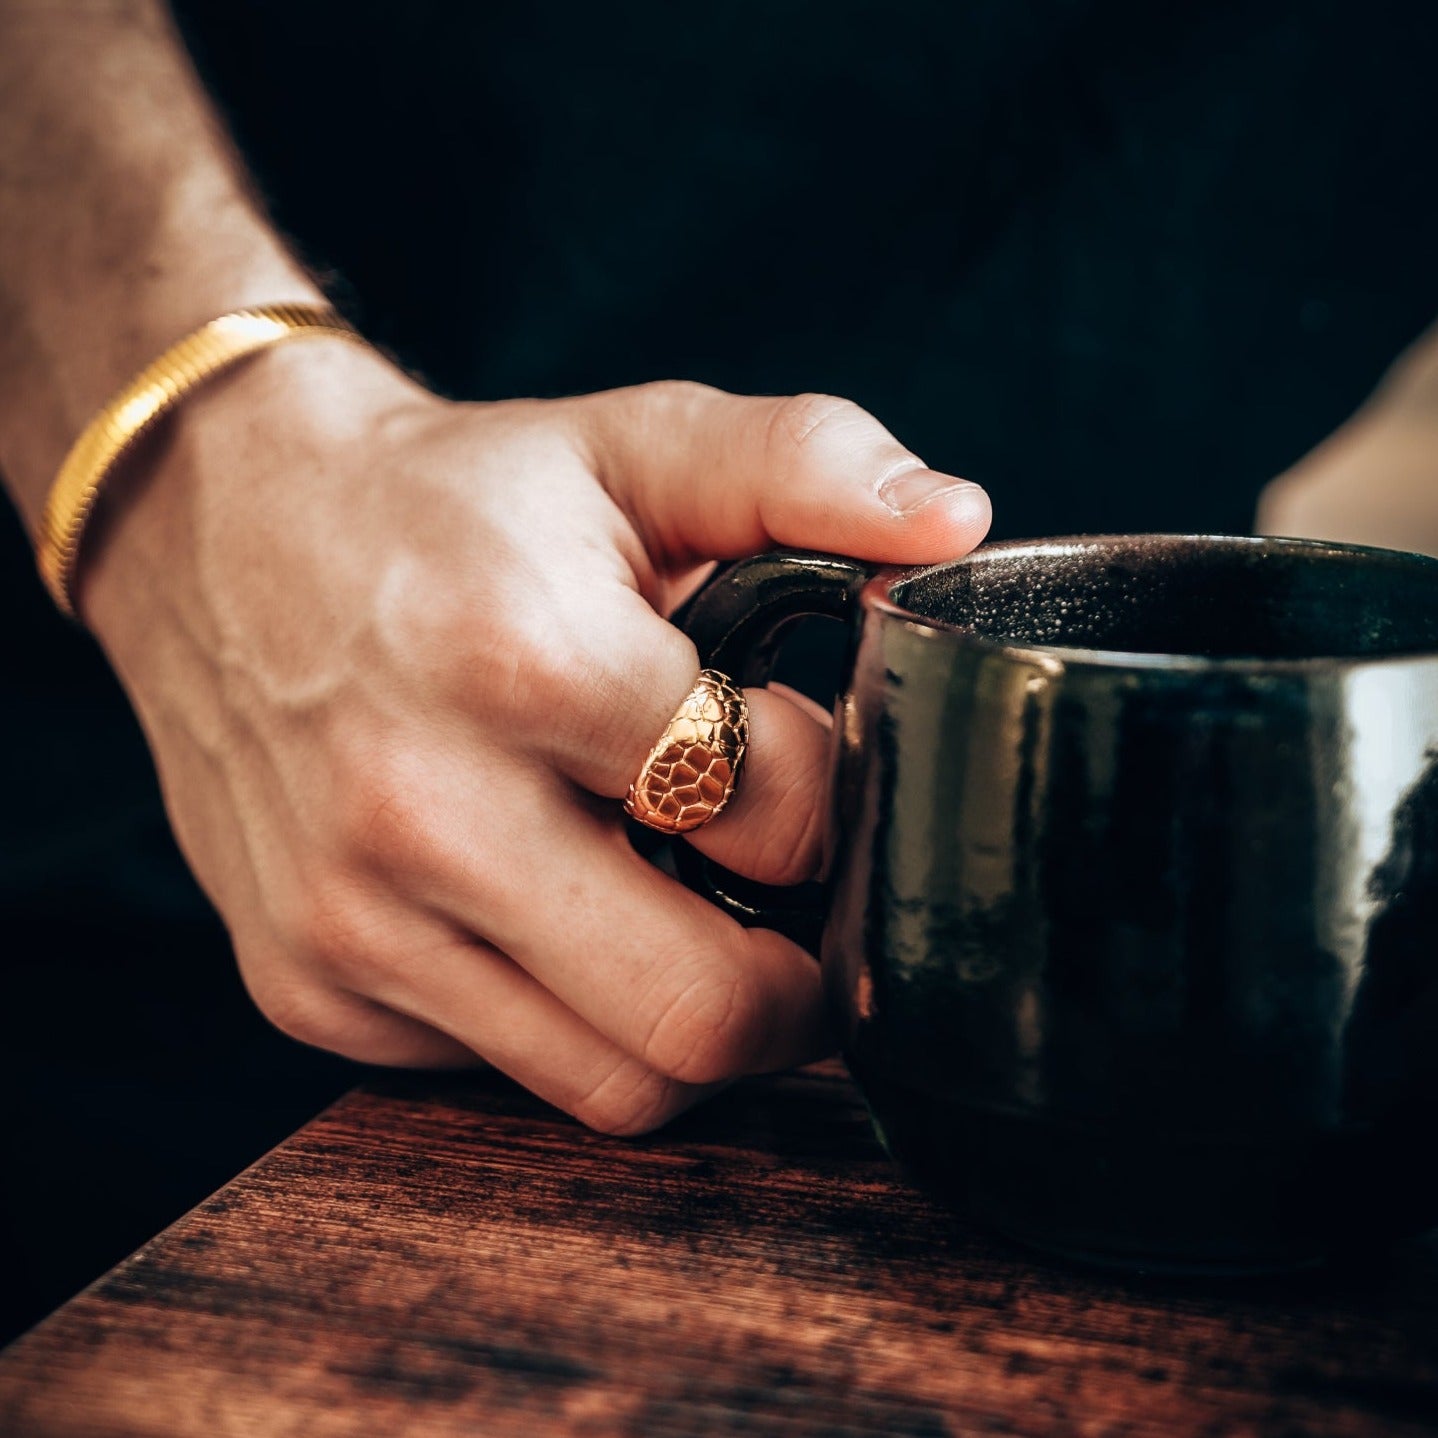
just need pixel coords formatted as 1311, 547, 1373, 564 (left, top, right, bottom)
36, 303, 363, 617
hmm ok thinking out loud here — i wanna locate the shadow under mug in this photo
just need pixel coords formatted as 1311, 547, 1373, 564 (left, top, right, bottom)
667, 535, 1438, 1273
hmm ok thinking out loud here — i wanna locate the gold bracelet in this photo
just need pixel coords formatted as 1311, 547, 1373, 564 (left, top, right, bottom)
36, 302, 364, 617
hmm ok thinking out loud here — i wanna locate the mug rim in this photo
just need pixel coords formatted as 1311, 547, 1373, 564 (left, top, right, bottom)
863, 533, 1438, 672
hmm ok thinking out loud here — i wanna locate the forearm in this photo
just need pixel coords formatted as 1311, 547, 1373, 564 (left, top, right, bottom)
0, 0, 321, 527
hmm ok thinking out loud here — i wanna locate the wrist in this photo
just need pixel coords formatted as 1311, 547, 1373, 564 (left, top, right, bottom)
0, 244, 325, 529
80, 336, 437, 654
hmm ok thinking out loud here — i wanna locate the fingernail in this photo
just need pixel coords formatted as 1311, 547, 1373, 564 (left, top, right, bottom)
879, 464, 988, 517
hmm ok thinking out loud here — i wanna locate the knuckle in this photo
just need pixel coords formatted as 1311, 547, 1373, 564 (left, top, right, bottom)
518, 621, 593, 715
477, 607, 593, 729
285, 874, 391, 981
339, 746, 437, 875
641, 967, 758, 1084
636, 378, 721, 420
250, 975, 346, 1051
768, 392, 866, 465
488, 602, 694, 781
372, 548, 518, 691
571, 1061, 682, 1137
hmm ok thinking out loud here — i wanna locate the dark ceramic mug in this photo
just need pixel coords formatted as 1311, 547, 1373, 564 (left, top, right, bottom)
669, 535, 1438, 1273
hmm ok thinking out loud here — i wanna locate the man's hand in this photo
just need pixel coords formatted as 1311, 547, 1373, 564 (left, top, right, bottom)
0, 0, 990, 1132
78, 337, 990, 1132
1257, 323, 1438, 555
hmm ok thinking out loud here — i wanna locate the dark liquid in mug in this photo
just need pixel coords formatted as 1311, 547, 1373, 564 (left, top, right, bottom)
894, 536, 1438, 660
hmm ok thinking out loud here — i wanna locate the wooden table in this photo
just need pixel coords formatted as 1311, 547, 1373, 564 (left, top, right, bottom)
3, 1059, 1438, 1436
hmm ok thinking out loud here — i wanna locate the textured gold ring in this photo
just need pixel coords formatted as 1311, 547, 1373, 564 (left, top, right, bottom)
624, 669, 749, 834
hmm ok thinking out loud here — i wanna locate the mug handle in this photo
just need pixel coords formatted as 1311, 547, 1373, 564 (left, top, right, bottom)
651, 550, 874, 953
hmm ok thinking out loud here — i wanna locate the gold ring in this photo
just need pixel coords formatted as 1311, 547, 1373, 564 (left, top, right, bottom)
624, 669, 749, 834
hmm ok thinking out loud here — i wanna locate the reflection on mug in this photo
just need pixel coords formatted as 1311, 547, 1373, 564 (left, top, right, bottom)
1346, 748, 1438, 1131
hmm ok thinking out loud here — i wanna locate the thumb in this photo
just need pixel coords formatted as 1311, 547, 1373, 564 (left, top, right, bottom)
573, 381, 992, 563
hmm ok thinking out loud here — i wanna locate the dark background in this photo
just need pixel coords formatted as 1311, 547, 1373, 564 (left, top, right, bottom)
5, 0, 1438, 1345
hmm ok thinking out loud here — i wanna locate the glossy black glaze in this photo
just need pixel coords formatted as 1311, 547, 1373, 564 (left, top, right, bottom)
676, 536, 1438, 1272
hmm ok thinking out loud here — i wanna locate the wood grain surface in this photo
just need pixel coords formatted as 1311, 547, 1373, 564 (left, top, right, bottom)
2, 1059, 1438, 1437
